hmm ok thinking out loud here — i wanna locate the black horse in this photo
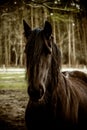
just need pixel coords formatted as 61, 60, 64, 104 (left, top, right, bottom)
23, 20, 87, 130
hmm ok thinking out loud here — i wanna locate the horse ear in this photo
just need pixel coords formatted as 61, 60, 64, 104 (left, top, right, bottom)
43, 21, 52, 54
43, 21, 52, 39
23, 20, 31, 39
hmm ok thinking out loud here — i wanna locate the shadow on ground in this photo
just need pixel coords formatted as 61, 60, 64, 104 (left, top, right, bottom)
0, 89, 28, 130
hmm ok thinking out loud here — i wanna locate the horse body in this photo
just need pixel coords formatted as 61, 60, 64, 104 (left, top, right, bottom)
23, 20, 87, 130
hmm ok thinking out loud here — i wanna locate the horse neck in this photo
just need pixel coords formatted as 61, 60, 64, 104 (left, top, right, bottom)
50, 72, 79, 122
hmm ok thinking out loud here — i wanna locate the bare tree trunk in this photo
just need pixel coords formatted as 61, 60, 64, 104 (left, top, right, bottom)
82, 18, 87, 66
34, 7, 38, 27
44, 7, 48, 21
8, 21, 11, 66
4, 33, 8, 67
72, 21, 76, 66
0, 29, 2, 65
76, 19, 82, 66
68, 18, 71, 67
53, 20, 56, 43
15, 54, 18, 66
57, 23, 62, 52
31, 6, 34, 29
19, 35, 23, 67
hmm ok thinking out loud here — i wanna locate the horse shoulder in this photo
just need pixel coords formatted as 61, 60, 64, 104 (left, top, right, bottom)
60, 71, 87, 121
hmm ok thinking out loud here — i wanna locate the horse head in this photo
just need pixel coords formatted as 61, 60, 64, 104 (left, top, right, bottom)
23, 20, 60, 101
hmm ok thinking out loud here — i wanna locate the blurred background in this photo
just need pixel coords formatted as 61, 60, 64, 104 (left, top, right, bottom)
0, 1, 87, 129
0, 0, 87, 69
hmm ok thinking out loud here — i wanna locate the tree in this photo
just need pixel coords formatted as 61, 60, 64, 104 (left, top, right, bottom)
0, 0, 87, 67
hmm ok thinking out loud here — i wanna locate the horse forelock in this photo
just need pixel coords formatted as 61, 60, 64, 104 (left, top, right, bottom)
26, 28, 57, 75
25, 28, 42, 72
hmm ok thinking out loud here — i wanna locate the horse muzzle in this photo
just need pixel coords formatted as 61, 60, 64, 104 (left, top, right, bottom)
28, 84, 44, 101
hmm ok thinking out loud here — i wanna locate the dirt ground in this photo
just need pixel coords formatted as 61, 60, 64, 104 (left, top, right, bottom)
0, 89, 29, 130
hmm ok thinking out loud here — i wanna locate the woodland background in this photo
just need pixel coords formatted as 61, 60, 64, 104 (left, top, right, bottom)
0, 0, 87, 68
0, 1, 87, 129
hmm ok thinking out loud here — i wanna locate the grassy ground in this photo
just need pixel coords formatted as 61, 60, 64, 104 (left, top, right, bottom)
0, 71, 28, 130
0, 72, 28, 90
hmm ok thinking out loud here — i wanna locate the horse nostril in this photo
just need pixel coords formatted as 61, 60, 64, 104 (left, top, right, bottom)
28, 85, 33, 96
39, 84, 44, 97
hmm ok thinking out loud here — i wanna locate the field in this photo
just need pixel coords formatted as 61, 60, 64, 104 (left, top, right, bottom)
0, 70, 28, 130
0, 67, 87, 130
